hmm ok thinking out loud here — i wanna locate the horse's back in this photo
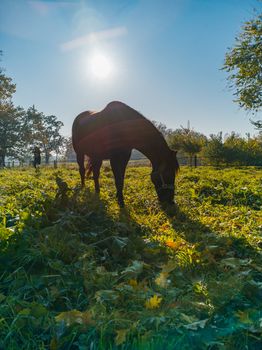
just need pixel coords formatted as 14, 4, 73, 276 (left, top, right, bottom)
73, 102, 142, 129
72, 101, 159, 158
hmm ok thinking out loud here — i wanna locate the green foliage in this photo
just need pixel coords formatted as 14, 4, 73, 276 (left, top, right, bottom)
167, 127, 207, 165
203, 132, 262, 166
151, 121, 173, 138
223, 11, 262, 124
22, 106, 65, 164
203, 132, 224, 166
251, 119, 262, 130
0, 165, 261, 349
0, 51, 16, 104
0, 54, 65, 166
0, 52, 22, 166
0, 105, 25, 166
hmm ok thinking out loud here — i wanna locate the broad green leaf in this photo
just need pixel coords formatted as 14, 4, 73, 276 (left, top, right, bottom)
30, 302, 48, 318
95, 290, 119, 303
55, 309, 93, 326
121, 260, 144, 276
161, 260, 177, 273
113, 236, 129, 250
183, 318, 208, 330
220, 257, 250, 269
155, 272, 169, 288
115, 329, 128, 346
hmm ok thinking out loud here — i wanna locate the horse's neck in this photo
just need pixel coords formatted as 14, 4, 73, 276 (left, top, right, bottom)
138, 140, 170, 170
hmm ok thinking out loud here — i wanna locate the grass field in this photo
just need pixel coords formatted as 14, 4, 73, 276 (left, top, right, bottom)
0, 165, 261, 349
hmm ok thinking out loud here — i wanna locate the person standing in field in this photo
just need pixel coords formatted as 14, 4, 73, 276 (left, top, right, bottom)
33, 146, 41, 169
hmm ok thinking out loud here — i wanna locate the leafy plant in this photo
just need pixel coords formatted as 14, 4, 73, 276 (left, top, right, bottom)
0, 165, 261, 349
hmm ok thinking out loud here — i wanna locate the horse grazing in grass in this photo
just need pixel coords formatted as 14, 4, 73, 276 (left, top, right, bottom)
72, 101, 179, 206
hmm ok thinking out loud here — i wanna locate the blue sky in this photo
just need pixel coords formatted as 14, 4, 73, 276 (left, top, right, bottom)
1, 0, 261, 137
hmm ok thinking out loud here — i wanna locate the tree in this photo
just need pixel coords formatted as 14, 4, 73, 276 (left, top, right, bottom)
63, 136, 76, 161
23, 106, 64, 164
0, 52, 65, 165
251, 119, 262, 130
223, 11, 262, 126
244, 134, 262, 165
41, 114, 65, 163
203, 132, 262, 166
0, 105, 25, 166
0, 51, 23, 166
168, 126, 207, 166
152, 120, 173, 138
203, 132, 225, 166
0, 51, 16, 105
223, 132, 247, 165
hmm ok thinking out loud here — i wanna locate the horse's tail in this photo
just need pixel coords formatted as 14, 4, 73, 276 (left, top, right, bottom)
86, 157, 93, 178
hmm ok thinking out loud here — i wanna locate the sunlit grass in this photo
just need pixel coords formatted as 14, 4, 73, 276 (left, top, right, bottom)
0, 165, 261, 349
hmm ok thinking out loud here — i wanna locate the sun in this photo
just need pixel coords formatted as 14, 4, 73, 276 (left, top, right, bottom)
90, 53, 113, 79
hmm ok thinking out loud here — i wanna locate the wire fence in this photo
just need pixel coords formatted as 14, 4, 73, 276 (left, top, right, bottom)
3, 156, 262, 169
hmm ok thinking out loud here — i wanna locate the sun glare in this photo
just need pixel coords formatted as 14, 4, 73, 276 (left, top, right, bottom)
90, 53, 112, 79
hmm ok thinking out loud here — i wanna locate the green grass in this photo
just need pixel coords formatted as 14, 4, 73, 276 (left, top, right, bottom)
0, 165, 261, 349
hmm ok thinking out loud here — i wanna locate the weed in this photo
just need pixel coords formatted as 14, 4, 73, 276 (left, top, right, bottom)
0, 166, 261, 349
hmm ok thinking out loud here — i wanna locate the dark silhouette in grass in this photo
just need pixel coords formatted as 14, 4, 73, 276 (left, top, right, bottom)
72, 101, 179, 207
33, 146, 41, 169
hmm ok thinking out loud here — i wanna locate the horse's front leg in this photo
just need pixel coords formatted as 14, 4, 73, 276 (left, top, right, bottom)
110, 151, 131, 207
92, 159, 102, 193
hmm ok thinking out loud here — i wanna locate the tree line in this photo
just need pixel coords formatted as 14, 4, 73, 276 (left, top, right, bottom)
153, 121, 262, 166
0, 9, 261, 167
0, 51, 65, 167
0, 54, 261, 167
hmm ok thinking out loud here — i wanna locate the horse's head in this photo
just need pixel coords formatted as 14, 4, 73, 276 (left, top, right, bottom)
151, 150, 179, 204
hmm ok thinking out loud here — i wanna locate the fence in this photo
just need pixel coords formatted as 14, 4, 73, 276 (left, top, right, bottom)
3, 156, 262, 169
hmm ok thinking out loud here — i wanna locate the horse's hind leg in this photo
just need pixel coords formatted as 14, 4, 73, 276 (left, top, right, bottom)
92, 158, 102, 193
77, 153, 85, 187
110, 150, 131, 207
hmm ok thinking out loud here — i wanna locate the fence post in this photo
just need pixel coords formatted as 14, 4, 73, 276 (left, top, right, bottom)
54, 160, 57, 169
194, 155, 197, 168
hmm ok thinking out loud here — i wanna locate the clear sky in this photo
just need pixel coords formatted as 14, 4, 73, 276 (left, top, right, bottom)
1, 0, 261, 137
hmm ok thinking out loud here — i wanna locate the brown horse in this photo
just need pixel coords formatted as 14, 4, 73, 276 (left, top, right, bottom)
72, 101, 179, 206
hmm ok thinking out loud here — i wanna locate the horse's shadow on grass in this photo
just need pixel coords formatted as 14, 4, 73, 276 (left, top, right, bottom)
1, 181, 258, 275
161, 203, 259, 261
0, 186, 162, 311
45, 185, 166, 267
74, 189, 259, 266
